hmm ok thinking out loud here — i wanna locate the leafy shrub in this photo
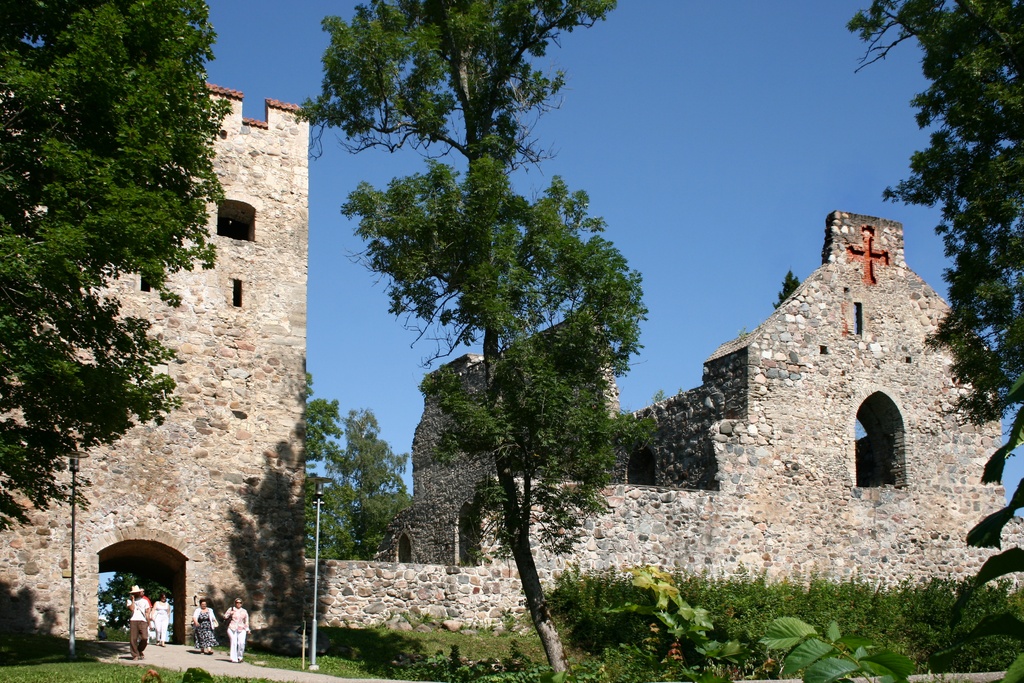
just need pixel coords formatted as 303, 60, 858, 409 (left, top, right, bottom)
549, 568, 1023, 675
548, 566, 653, 653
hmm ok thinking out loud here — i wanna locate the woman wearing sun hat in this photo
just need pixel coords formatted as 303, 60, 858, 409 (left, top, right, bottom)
126, 585, 152, 660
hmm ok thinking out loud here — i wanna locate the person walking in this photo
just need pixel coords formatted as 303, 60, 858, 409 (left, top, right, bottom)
126, 586, 152, 660
151, 593, 171, 646
191, 598, 218, 655
223, 597, 250, 663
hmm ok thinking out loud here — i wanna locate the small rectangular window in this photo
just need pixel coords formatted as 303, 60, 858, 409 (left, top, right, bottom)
820, 345, 828, 355
232, 279, 243, 307
854, 302, 863, 335
140, 277, 152, 292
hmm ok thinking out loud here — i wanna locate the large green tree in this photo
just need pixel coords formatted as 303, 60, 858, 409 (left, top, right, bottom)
850, 0, 1024, 424
305, 1, 647, 671
304, 375, 410, 560
0, 0, 225, 528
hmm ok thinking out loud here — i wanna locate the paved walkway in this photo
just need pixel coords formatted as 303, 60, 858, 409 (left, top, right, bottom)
90, 640, 428, 683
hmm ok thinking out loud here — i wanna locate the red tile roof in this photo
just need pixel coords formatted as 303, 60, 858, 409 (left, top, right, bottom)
206, 83, 244, 100
266, 98, 301, 112
243, 117, 269, 130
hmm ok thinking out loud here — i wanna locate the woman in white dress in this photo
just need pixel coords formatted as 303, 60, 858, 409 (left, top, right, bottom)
151, 593, 171, 646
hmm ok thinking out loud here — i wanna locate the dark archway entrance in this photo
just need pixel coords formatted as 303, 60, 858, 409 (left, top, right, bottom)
627, 447, 657, 485
457, 502, 481, 566
99, 540, 188, 644
854, 392, 907, 488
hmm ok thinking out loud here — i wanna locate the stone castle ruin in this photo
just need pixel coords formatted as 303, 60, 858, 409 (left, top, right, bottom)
0, 85, 309, 641
0, 81, 1012, 636
377, 211, 1008, 590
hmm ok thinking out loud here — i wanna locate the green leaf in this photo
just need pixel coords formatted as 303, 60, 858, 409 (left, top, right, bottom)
825, 621, 841, 642
780, 638, 836, 677
983, 407, 1024, 483
1002, 652, 1024, 683
804, 656, 861, 683
952, 547, 1024, 622
930, 613, 1024, 672
967, 479, 1024, 548
860, 651, 915, 679
761, 617, 818, 650
835, 635, 873, 650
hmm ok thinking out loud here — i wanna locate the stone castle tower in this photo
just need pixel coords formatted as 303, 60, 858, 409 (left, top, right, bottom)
0, 85, 308, 641
383, 211, 1007, 584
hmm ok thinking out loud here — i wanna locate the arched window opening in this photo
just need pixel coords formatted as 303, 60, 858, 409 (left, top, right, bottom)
854, 392, 907, 488
627, 447, 656, 486
217, 200, 255, 241
457, 502, 481, 566
397, 533, 412, 563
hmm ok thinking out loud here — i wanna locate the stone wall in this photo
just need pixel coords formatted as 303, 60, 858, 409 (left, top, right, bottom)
0, 85, 309, 640
321, 486, 1024, 629
378, 211, 1009, 601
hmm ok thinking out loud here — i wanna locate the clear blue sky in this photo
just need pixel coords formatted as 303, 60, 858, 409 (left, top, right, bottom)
203, 1, 1019, 499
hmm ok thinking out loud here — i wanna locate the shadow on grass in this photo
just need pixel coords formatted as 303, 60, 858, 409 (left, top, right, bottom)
0, 633, 99, 667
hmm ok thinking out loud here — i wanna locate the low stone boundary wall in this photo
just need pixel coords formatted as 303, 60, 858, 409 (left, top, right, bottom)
308, 559, 531, 628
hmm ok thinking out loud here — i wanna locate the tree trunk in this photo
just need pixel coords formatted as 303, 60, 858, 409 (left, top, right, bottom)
511, 526, 569, 672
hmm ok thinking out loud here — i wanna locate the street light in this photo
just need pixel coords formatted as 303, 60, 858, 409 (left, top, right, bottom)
68, 452, 89, 661
307, 476, 330, 671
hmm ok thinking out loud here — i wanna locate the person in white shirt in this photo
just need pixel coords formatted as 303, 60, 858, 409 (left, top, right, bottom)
223, 597, 250, 663
126, 586, 152, 660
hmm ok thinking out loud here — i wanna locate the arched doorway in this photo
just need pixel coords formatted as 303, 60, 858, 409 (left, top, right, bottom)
98, 540, 188, 644
627, 447, 656, 485
397, 533, 412, 563
457, 502, 481, 566
854, 391, 907, 488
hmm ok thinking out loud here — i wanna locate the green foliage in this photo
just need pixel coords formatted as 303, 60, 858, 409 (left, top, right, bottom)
761, 617, 914, 683
849, 0, 1024, 423
96, 572, 170, 631
305, 0, 617, 168
307, 1, 642, 670
304, 374, 410, 560
181, 669, 214, 683
609, 566, 746, 683
549, 568, 1024, 676
0, 0, 226, 529
774, 269, 801, 308
923, 372, 1024, 682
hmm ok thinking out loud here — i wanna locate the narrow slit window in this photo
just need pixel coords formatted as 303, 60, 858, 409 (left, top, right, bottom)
232, 279, 243, 307
854, 302, 864, 335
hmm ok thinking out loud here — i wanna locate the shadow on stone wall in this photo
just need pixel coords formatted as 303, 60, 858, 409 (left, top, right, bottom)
0, 580, 57, 635
225, 438, 304, 627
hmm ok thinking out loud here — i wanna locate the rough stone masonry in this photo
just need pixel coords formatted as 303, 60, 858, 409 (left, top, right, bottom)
0, 85, 308, 642
347, 211, 1016, 628
0, 83, 1014, 634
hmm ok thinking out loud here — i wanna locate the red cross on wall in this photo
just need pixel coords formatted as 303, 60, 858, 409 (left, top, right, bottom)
847, 225, 889, 285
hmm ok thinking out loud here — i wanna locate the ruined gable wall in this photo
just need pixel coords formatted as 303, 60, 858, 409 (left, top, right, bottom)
377, 354, 494, 565
0, 87, 309, 638
623, 348, 748, 489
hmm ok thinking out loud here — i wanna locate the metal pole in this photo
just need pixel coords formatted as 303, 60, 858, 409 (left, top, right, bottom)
310, 481, 323, 671
69, 455, 79, 661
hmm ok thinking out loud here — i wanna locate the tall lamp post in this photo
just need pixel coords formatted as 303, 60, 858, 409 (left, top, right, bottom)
68, 452, 89, 661
308, 476, 330, 671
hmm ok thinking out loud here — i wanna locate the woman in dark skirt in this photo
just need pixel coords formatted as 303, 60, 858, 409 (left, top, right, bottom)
191, 598, 218, 654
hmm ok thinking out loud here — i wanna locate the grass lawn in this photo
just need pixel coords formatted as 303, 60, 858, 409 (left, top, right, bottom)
0, 625, 547, 682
